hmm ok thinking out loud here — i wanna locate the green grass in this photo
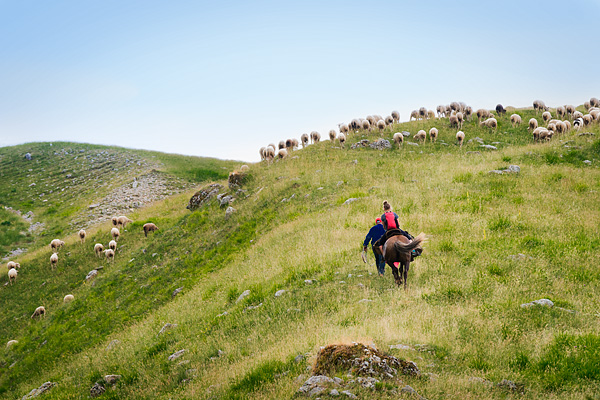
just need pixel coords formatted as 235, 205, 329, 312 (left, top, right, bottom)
1, 107, 600, 399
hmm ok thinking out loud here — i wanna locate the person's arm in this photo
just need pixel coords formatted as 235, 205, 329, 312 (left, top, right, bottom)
363, 228, 373, 249
394, 213, 399, 229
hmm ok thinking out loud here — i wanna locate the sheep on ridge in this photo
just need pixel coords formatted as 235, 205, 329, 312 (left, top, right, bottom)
50, 253, 58, 269
362, 120, 371, 131
265, 146, 276, 161
556, 106, 566, 119
277, 148, 288, 159
565, 105, 575, 117
456, 112, 464, 129
259, 147, 266, 161
329, 130, 337, 141
533, 100, 548, 113
300, 134, 309, 148
393, 132, 404, 147
31, 306, 45, 319
410, 110, 419, 121
385, 115, 394, 126
573, 111, 583, 120
391, 110, 400, 122
338, 133, 346, 148
143, 223, 159, 237
449, 115, 459, 128
436, 105, 445, 118
591, 97, 599, 107
111, 216, 118, 226
510, 114, 522, 127
117, 216, 133, 228
310, 131, 320, 143
481, 117, 498, 130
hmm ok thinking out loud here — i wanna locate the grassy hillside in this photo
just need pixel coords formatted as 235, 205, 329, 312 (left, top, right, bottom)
2, 109, 600, 399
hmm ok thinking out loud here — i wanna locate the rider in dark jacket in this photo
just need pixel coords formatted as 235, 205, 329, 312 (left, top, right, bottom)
363, 218, 386, 276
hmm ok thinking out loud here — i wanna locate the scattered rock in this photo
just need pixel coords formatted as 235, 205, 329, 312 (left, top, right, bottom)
217, 193, 234, 207
225, 206, 236, 218
106, 339, 120, 350
508, 253, 532, 261
583, 160, 592, 165
341, 390, 357, 399
24, 153, 32, 160
343, 198, 358, 205
304, 279, 314, 284
578, 132, 594, 136
357, 376, 379, 389
88, 203, 99, 209
401, 131, 411, 137
217, 311, 228, 317
104, 375, 121, 385
350, 139, 370, 149
85, 269, 98, 282
245, 303, 263, 311
330, 388, 340, 396
390, 344, 413, 351
275, 290, 286, 297
406, 142, 419, 146
90, 383, 105, 398
29, 182, 36, 187
497, 379, 524, 393
158, 323, 178, 335
295, 354, 305, 363
521, 299, 554, 308
298, 375, 338, 396
236, 290, 250, 303
172, 287, 183, 297
401, 385, 427, 399
480, 144, 498, 150
21, 382, 57, 399
358, 299, 372, 304
168, 349, 186, 361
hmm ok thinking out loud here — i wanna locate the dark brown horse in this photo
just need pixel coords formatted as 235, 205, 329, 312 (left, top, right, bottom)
375, 233, 425, 289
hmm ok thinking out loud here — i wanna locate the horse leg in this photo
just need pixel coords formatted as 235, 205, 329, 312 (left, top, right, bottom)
403, 261, 410, 290
389, 262, 401, 287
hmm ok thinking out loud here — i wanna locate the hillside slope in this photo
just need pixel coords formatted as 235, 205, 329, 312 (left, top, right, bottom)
2, 109, 600, 399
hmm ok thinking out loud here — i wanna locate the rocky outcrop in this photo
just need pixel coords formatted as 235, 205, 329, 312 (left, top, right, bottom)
187, 183, 223, 211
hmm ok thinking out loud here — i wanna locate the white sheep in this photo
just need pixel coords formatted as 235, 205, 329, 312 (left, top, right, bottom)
8, 268, 17, 285
573, 110, 583, 120
109, 240, 117, 251
464, 106, 473, 120
362, 119, 371, 131
591, 97, 599, 107
565, 105, 575, 116
556, 106, 566, 119
590, 109, 600, 121
542, 111, 552, 124
300, 134, 309, 148
117, 216, 133, 228
310, 131, 321, 143
265, 146, 275, 161
476, 108, 490, 121
528, 118, 538, 131
456, 112, 464, 129
111, 216, 118, 226
427, 110, 435, 119
143, 223, 159, 237
436, 105, 445, 118
481, 117, 498, 130
555, 121, 567, 135
259, 147, 266, 160
418, 107, 427, 120
429, 128, 438, 143
79, 229, 86, 244
50, 253, 58, 269
291, 138, 299, 149
385, 115, 394, 126
573, 117, 584, 130
449, 114, 459, 128
31, 306, 46, 319
285, 138, 293, 150
111, 227, 120, 241
277, 148, 288, 159
50, 239, 65, 252
94, 243, 104, 257
64, 294, 74, 303
410, 110, 419, 121
583, 114, 592, 126
393, 132, 404, 147
414, 130, 426, 142
391, 110, 400, 122
278, 140, 286, 150
329, 129, 337, 141
584, 101, 591, 110
104, 249, 115, 262
533, 100, 548, 113
532, 127, 547, 141
563, 120, 571, 132
456, 131, 465, 147
338, 133, 346, 148
510, 114, 522, 127
377, 120, 385, 131
7, 261, 17, 269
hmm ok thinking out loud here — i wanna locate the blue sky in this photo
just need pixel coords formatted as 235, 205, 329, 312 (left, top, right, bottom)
1, 0, 599, 161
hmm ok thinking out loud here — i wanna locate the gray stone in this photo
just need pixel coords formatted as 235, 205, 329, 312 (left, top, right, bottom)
343, 198, 358, 205
480, 144, 498, 150
104, 374, 121, 384
106, 339, 120, 350
369, 139, 392, 150
158, 323, 178, 335
506, 165, 520, 173
521, 298, 554, 308
304, 279, 314, 284
341, 391, 357, 399
21, 382, 57, 399
402, 131, 411, 137
358, 299, 372, 303
172, 287, 183, 297
275, 290, 286, 297
85, 269, 98, 282
168, 349, 186, 361
225, 206, 236, 218
406, 142, 419, 146
583, 160, 592, 165
357, 376, 379, 389
390, 344, 413, 350
217, 194, 234, 207
245, 303, 262, 311
497, 379, 521, 392
298, 375, 338, 395
236, 290, 250, 303
330, 389, 340, 396
294, 354, 305, 363
489, 170, 504, 174
24, 153, 32, 160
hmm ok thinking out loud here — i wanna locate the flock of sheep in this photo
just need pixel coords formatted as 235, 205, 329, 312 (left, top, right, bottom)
257, 97, 600, 160
4, 215, 159, 348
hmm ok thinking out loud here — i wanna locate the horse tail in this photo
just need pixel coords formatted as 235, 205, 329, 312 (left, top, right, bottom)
393, 233, 426, 254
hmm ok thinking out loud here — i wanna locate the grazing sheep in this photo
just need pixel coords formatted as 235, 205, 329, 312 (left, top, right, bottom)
510, 114, 522, 127
393, 132, 404, 147
111, 227, 120, 241
31, 306, 46, 319
385, 115, 394, 126
591, 97, 599, 107
64, 294, 74, 303
410, 110, 419, 121
418, 107, 427, 120
565, 105, 575, 117
111, 216, 118, 226
94, 243, 104, 257
117, 216, 133, 228
277, 140, 285, 150
476, 108, 490, 121
338, 133, 346, 148
584, 101, 591, 110
104, 249, 115, 262
50, 239, 65, 252
7, 261, 17, 269
310, 131, 321, 143
464, 106, 473, 120
109, 240, 117, 251
427, 110, 435, 119
529, 118, 538, 131
450, 102, 460, 112
548, 122, 556, 133
436, 105, 445, 118
377, 120, 385, 131
456, 112, 464, 129
391, 110, 400, 122
349, 119, 361, 131
590, 109, 600, 121
265, 146, 276, 161
277, 148, 288, 159
268, 143, 276, 151
445, 105, 452, 116
556, 106, 566, 119
449, 114, 459, 128
8, 268, 17, 285
329, 129, 336, 141
79, 229, 86, 244
414, 130, 426, 142
143, 223, 159, 237
300, 134, 309, 148
259, 147, 266, 161
285, 138, 293, 150
495, 104, 506, 115
50, 253, 58, 269
361, 119, 371, 131
555, 121, 566, 134
6, 340, 18, 348
583, 114, 592, 126
563, 120, 571, 132
339, 124, 349, 136
574, 117, 584, 130
481, 117, 498, 130
291, 138, 299, 149
429, 128, 438, 143
573, 111, 583, 120
456, 131, 465, 147
533, 100, 548, 113
542, 111, 552, 124
532, 127, 547, 141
